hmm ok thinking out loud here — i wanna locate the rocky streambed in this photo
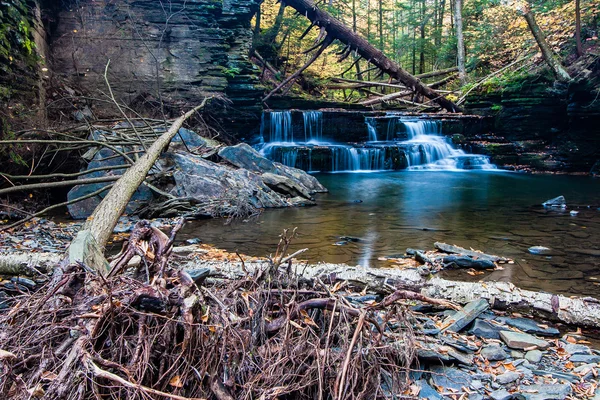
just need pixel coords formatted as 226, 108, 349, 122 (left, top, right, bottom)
2, 233, 600, 398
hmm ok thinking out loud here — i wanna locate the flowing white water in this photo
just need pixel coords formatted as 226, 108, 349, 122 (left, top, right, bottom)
258, 111, 495, 172
399, 119, 495, 170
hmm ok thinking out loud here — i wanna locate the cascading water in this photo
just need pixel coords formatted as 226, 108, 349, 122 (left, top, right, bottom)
260, 111, 388, 172
303, 111, 323, 142
258, 111, 495, 172
398, 118, 495, 170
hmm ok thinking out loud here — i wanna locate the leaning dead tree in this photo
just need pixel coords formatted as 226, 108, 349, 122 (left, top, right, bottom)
264, 0, 462, 112
522, 8, 572, 82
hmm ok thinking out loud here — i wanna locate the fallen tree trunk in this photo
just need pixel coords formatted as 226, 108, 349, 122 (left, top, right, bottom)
360, 90, 414, 106
523, 9, 572, 82
182, 258, 600, 328
281, 0, 461, 112
4, 250, 600, 327
84, 98, 211, 255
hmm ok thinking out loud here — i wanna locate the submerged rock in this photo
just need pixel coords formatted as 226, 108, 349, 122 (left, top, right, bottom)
542, 195, 566, 207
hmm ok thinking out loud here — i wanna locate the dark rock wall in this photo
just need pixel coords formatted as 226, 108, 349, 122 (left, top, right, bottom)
465, 80, 600, 172
0, 0, 49, 134
50, 0, 263, 133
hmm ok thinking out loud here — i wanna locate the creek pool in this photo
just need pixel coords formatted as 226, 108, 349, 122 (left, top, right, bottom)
180, 171, 600, 297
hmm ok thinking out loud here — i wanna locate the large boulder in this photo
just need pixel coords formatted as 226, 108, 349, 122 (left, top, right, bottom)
218, 143, 327, 194
67, 145, 153, 219
167, 153, 290, 210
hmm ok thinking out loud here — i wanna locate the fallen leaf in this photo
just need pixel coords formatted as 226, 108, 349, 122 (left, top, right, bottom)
169, 375, 184, 388
40, 371, 58, 381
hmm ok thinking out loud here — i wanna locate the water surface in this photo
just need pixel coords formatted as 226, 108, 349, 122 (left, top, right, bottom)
180, 171, 600, 297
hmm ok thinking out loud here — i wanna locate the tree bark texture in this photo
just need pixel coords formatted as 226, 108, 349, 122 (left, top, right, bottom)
523, 11, 572, 82
5, 250, 600, 328
84, 100, 209, 251
575, 0, 583, 57
454, 0, 467, 85
282, 0, 462, 112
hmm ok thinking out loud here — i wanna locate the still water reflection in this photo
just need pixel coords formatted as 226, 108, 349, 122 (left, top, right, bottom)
180, 171, 600, 297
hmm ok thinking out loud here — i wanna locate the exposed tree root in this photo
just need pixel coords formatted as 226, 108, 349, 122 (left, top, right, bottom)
0, 222, 431, 400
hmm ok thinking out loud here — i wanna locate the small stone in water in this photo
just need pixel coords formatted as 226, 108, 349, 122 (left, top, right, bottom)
542, 195, 566, 207
185, 238, 202, 245
570, 210, 579, 216
333, 241, 348, 246
528, 246, 551, 255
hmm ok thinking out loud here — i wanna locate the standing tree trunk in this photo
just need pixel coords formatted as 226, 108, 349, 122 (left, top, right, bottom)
281, 0, 461, 111
379, 0, 384, 50
523, 10, 572, 82
454, 0, 467, 85
575, 0, 583, 57
253, 7, 261, 44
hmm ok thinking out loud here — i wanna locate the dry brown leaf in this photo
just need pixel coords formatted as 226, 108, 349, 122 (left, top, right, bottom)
169, 375, 184, 388
40, 371, 58, 381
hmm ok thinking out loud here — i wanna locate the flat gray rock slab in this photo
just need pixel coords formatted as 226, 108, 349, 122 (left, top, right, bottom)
469, 319, 508, 339
429, 366, 472, 392
498, 317, 560, 336
496, 370, 520, 385
500, 331, 550, 350
525, 349, 543, 363
570, 354, 600, 363
521, 383, 571, 400
490, 389, 513, 400
415, 379, 442, 400
481, 345, 508, 361
442, 298, 489, 333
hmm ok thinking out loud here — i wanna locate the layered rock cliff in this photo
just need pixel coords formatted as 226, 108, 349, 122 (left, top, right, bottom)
50, 0, 263, 132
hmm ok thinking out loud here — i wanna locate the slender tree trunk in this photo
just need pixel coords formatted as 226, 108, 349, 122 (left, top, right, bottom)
253, 7, 261, 44
379, 0, 384, 50
419, 0, 426, 74
575, 0, 583, 57
523, 10, 572, 82
436, 0, 445, 47
352, 0, 363, 80
454, 0, 467, 85
282, 0, 461, 111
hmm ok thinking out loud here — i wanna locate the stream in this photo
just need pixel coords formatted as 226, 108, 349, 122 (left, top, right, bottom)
181, 170, 600, 298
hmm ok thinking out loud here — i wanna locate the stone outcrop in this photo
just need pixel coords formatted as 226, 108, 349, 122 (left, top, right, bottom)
67, 129, 326, 219
50, 0, 263, 134
0, 0, 49, 134
465, 78, 600, 172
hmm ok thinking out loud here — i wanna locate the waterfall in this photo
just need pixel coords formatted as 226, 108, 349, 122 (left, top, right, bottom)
258, 111, 495, 172
398, 118, 495, 170
265, 111, 293, 143
303, 111, 323, 142
365, 118, 378, 141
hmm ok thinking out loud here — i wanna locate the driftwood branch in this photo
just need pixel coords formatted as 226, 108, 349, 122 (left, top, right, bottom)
84, 98, 211, 253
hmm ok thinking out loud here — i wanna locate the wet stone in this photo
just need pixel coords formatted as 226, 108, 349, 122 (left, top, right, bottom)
525, 350, 543, 363
496, 370, 520, 385
498, 317, 560, 337
564, 343, 591, 355
570, 354, 600, 364
428, 366, 472, 391
521, 383, 571, 400
414, 379, 442, 400
500, 331, 550, 350
481, 345, 508, 361
490, 389, 513, 400
469, 319, 507, 339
